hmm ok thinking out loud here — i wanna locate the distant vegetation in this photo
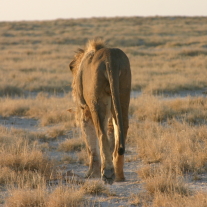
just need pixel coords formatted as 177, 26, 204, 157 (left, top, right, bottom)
0, 16, 207, 206
0, 16, 207, 95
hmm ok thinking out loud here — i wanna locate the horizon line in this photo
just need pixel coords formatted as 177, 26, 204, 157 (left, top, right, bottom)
1, 14, 207, 23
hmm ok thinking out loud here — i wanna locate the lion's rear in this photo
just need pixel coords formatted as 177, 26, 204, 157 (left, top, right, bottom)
69, 39, 131, 184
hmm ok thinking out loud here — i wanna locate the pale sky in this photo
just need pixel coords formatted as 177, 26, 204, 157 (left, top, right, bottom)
0, 0, 207, 22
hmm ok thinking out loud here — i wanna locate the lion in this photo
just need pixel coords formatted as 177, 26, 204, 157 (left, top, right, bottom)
69, 38, 131, 184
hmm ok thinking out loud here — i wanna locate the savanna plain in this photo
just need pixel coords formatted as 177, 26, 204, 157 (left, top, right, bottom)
0, 16, 207, 206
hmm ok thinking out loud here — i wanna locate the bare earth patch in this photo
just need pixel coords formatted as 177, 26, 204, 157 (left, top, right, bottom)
0, 116, 38, 131
0, 114, 144, 206
1, 16, 207, 206
1, 92, 207, 206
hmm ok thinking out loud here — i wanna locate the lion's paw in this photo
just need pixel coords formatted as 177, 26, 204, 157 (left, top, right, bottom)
102, 168, 115, 185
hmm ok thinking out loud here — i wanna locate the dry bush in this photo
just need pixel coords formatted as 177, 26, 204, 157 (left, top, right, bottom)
82, 180, 110, 195
26, 131, 48, 142
58, 137, 85, 152
0, 85, 23, 96
5, 188, 46, 207
77, 148, 89, 165
39, 109, 74, 126
138, 164, 189, 196
46, 186, 85, 207
0, 98, 30, 117
130, 95, 207, 123
27, 94, 76, 127
138, 165, 158, 180
144, 170, 189, 196
129, 96, 207, 168
0, 93, 76, 127
130, 95, 207, 206
46, 125, 66, 138
130, 192, 153, 206
152, 192, 207, 207
128, 120, 166, 164
1, 17, 207, 95
131, 191, 207, 207
5, 185, 85, 207
132, 95, 173, 122
0, 138, 52, 174
0, 126, 53, 187
132, 120, 207, 173
61, 154, 77, 164
0, 167, 16, 185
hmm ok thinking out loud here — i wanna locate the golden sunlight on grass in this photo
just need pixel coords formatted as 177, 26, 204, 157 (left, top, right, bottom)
5, 186, 85, 207
1, 16, 207, 206
130, 95, 207, 123
131, 119, 207, 172
1, 17, 207, 96
58, 137, 85, 152
0, 92, 76, 127
5, 188, 46, 207
81, 180, 111, 196
46, 186, 85, 207
127, 95, 207, 206
0, 127, 53, 184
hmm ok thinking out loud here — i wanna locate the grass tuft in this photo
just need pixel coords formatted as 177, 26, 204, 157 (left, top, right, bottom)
5, 188, 46, 207
46, 186, 85, 207
0, 85, 24, 97
58, 137, 85, 152
82, 180, 111, 195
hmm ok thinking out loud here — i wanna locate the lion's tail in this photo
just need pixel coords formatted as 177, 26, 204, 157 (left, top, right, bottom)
105, 58, 125, 156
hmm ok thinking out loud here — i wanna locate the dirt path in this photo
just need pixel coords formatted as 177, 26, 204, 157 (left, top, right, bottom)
0, 115, 144, 206
1, 89, 207, 206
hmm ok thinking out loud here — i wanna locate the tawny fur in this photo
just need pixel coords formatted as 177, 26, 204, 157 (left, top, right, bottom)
69, 38, 131, 184
70, 38, 105, 103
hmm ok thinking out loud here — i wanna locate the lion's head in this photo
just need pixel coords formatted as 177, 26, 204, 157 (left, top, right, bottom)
69, 38, 105, 75
69, 38, 106, 101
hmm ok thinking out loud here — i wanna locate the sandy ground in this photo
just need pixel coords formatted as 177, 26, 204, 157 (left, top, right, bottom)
0, 115, 144, 206
1, 90, 207, 206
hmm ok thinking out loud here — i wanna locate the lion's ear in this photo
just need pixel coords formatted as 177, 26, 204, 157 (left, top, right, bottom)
69, 60, 75, 71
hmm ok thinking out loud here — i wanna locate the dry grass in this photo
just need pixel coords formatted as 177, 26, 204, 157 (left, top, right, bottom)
1, 16, 207, 206
1, 17, 207, 96
130, 119, 207, 172
0, 137, 52, 175
77, 148, 89, 166
134, 162, 206, 206
81, 180, 111, 196
5, 186, 85, 207
58, 137, 85, 152
130, 95, 207, 123
0, 85, 23, 96
61, 154, 77, 164
152, 192, 207, 207
139, 167, 189, 196
46, 186, 85, 207
0, 124, 85, 206
131, 191, 207, 207
128, 95, 207, 206
130, 192, 153, 206
5, 188, 46, 207
46, 125, 67, 138
0, 92, 76, 127
0, 127, 53, 187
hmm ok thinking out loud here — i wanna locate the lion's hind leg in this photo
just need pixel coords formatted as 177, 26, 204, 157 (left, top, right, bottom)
90, 99, 115, 185
107, 117, 115, 156
80, 107, 101, 178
